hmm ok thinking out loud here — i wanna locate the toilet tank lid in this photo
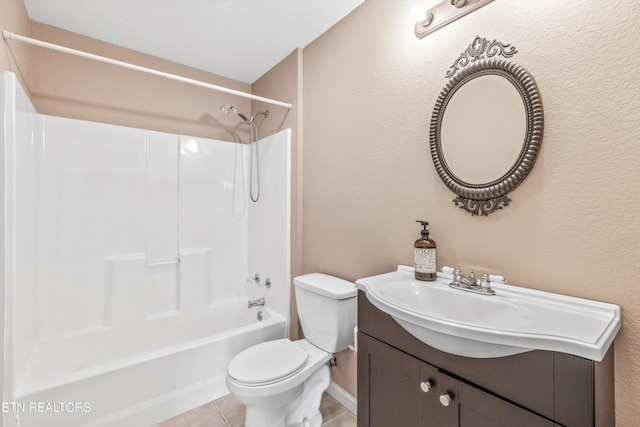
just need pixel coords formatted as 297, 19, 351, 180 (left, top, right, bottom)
294, 273, 357, 299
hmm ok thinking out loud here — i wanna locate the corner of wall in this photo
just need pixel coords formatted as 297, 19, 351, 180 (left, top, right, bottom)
251, 48, 303, 341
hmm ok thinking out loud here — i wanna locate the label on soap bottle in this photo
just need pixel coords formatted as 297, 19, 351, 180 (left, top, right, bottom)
414, 248, 437, 273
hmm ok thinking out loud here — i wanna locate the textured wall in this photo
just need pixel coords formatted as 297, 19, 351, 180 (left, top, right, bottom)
4, 0, 639, 423
302, 0, 640, 423
27, 22, 252, 142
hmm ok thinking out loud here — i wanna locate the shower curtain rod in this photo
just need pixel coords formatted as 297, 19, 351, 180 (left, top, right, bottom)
2, 30, 293, 109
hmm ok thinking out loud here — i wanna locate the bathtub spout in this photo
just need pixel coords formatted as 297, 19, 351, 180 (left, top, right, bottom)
248, 297, 265, 308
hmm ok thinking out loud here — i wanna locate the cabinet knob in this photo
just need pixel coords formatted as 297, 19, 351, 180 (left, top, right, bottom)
420, 381, 432, 393
439, 393, 452, 407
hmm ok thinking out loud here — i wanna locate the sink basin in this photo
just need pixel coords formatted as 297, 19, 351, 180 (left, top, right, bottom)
355, 266, 620, 361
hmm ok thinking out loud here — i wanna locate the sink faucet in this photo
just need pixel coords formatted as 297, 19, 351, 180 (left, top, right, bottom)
450, 269, 495, 296
248, 297, 266, 308
456, 270, 477, 287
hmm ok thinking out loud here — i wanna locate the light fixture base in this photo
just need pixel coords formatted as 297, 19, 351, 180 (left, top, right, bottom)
421, 12, 434, 27
414, 0, 495, 39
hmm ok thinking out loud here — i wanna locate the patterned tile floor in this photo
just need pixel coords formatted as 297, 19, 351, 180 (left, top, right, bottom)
160, 392, 356, 427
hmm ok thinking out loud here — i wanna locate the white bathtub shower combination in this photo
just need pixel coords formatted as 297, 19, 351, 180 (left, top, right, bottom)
0, 72, 291, 427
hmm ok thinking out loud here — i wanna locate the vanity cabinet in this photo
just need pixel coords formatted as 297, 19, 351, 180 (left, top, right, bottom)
357, 291, 615, 427
366, 337, 556, 427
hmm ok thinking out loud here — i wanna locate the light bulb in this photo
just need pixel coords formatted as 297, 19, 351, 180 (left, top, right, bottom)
411, 5, 434, 27
410, 6, 428, 23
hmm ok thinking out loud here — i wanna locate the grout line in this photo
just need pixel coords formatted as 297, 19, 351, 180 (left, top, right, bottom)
212, 400, 232, 427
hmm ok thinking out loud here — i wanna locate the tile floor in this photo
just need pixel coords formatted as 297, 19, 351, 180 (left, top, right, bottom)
160, 392, 356, 427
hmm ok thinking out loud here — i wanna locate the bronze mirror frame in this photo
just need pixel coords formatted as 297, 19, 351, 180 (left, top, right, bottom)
430, 36, 544, 216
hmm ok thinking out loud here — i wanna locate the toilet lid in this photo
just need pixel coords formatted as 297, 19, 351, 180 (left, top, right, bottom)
228, 339, 309, 386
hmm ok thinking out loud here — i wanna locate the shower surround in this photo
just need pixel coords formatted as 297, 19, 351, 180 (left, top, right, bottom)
0, 72, 291, 427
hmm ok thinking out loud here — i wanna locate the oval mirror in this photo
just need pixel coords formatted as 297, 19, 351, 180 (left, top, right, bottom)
430, 37, 544, 216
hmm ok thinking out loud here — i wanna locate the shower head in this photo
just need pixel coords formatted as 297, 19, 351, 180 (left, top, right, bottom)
220, 104, 270, 203
220, 103, 249, 122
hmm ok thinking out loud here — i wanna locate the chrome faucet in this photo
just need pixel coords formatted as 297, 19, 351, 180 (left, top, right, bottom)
248, 297, 266, 308
450, 269, 495, 296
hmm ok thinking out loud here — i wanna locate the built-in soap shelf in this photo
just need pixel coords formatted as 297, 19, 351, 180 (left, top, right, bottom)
146, 258, 180, 267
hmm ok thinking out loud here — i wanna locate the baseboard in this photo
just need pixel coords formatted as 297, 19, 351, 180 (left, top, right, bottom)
326, 381, 357, 415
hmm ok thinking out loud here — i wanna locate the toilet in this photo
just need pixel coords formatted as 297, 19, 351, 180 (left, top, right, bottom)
226, 273, 357, 427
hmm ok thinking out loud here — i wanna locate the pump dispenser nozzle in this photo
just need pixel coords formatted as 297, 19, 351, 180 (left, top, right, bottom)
416, 220, 430, 236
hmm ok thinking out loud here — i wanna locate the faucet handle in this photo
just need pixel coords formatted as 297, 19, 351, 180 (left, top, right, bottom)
467, 270, 477, 285
480, 274, 490, 289
453, 269, 462, 284
441, 266, 456, 275
480, 274, 496, 295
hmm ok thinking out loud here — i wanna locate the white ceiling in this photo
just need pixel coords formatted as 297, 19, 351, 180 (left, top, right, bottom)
22, 0, 365, 84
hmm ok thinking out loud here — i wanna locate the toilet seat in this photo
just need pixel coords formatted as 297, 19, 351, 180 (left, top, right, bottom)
228, 339, 309, 386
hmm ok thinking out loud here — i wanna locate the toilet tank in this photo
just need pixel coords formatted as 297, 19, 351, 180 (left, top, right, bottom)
294, 273, 357, 353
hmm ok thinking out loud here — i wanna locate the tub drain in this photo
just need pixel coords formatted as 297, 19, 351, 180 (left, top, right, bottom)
257, 311, 263, 321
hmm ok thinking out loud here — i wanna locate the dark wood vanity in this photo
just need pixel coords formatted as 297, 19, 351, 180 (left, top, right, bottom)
357, 291, 615, 427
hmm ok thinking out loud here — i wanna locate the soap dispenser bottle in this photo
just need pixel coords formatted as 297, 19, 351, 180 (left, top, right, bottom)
414, 220, 437, 281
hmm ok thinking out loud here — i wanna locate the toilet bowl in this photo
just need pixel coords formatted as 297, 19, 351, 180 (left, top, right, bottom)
226, 273, 357, 427
226, 339, 332, 427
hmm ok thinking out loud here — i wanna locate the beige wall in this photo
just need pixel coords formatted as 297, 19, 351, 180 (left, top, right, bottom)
253, 48, 360, 392
27, 22, 253, 142
3, 0, 640, 424
302, 0, 640, 423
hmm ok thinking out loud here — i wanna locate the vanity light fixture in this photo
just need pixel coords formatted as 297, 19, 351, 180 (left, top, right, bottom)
412, 0, 495, 39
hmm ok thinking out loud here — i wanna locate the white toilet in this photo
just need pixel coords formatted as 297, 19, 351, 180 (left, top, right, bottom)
226, 273, 357, 427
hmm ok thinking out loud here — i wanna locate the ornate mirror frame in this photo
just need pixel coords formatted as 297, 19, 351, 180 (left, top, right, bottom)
430, 36, 544, 216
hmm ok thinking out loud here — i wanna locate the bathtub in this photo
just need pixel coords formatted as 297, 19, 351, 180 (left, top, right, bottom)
10, 299, 286, 427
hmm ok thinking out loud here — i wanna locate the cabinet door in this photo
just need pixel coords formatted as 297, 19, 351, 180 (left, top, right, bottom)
457, 380, 556, 427
368, 339, 420, 427
418, 362, 441, 427
418, 365, 459, 427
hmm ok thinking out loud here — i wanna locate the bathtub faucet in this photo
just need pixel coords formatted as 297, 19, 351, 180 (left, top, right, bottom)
248, 297, 266, 308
